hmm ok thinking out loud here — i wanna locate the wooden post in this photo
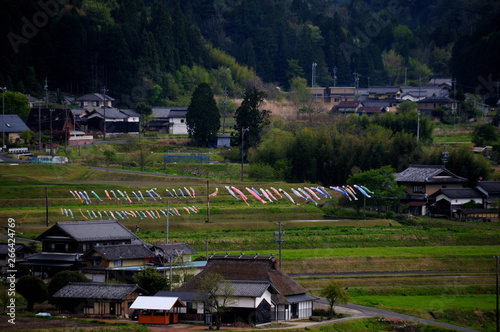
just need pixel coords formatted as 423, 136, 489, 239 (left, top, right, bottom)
45, 187, 49, 226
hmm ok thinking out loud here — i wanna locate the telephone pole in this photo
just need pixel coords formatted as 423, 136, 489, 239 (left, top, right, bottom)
102, 86, 108, 140
275, 222, 285, 269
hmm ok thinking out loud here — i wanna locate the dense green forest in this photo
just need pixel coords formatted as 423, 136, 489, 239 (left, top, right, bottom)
1, 0, 499, 106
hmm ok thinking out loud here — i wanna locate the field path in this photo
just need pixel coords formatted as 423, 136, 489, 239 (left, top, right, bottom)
88, 166, 199, 179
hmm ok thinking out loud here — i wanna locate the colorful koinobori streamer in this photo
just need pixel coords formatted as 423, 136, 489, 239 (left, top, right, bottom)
63, 206, 202, 220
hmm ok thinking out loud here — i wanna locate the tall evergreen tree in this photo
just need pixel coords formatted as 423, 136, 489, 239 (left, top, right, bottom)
186, 83, 220, 146
234, 87, 269, 149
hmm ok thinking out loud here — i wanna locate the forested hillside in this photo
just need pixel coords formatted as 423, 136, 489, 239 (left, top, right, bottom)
1, 0, 499, 106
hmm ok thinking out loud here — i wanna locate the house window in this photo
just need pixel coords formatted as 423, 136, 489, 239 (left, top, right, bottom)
181, 119, 185, 123
113, 260, 122, 267
50, 243, 55, 251
334, 98, 340, 102
92, 101, 99, 107
83, 101, 88, 106
413, 185, 423, 193
65, 244, 69, 252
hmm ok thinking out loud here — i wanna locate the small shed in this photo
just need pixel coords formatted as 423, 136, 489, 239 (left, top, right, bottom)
130, 296, 185, 324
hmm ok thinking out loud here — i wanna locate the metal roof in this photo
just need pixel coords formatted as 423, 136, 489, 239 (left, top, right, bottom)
130, 296, 185, 310
0, 114, 30, 133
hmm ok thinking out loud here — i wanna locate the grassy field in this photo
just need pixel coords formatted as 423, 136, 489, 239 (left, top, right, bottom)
1, 163, 499, 331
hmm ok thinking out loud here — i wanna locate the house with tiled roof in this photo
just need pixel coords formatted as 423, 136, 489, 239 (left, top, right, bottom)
162, 255, 316, 325
395, 165, 467, 216
476, 181, 500, 208
51, 282, 146, 318
331, 100, 362, 114
417, 96, 458, 115
81, 108, 139, 137
430, 188, 486, 219
21, 220, 144, 278
146, 107, 188, 134
77, 93, 114, 111
0, 114, 31, 145
0, 243, 36, 275
80, 243, 155, 282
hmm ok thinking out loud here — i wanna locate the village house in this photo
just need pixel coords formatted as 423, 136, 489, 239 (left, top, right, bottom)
0, 243, 36, 276
0, 114, 30, 146
158, 255, 316, 325
80, 243, 155, 283
77, 93, 114, 111
21, 220, 144, 278
26, 108, 74, 142
395, 165, 467, 216
51, 282, 146, 318
416, 96, 458, 115
81, 108, 140, 137
146, 107, 188, 134
430, 188, 486, 219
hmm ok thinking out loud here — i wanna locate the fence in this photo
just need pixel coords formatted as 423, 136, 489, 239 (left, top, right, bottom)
164, 155, 210, 164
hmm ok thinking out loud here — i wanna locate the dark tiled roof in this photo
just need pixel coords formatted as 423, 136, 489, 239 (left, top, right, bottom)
37, 220, 140, 242
52, 282, 140, 300
25, 252, 79, 262
0, 243, 36, 255
0, 114, 30, 133
152, 107, 187, 119
357, 98, 392, 108
85, 244, 154, 261
417, 96, 457, 103
434, 188, 485, 199
477, 181, 500, 194
396, 165, 466, 183
368, 86, 402, 94
86, 108, 130, 119
155, 290, 205, 301
178, 256, 306, 296
77, 93, 115, 101
155, 243, 198, 255
119, 109, 139, 117
228, 281, 272, 297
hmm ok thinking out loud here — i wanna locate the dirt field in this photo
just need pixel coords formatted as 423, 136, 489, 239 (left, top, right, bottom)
0, 316, 110, 331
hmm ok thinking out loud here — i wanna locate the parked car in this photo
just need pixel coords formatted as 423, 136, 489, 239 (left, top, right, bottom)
130, 310, 139, 321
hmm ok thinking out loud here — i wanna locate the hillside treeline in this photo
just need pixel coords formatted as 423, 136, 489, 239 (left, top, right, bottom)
1, 0, 499, 106
249, 112, 492, 186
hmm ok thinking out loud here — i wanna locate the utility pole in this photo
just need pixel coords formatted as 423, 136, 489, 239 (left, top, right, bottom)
240, 127, 249, 182
166, 201, 169, 244
206, 180, 210, 223
404, 67, 408, 86
49, 108, 54, 157
312, 63, 317, 102
222, 87, 227, 134
495, 255, 499, 332
353, 72, 361, 90
1, 87, 6, 151
38, 102, 41, 152
274, 222, 285, 270
332, 67, 337, 88
45, 187, 49, 227
102, 86, 108, 140
417, 110, 420, 144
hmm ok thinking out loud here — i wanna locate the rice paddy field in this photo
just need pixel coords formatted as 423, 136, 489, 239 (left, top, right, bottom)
1, 163, 499, 331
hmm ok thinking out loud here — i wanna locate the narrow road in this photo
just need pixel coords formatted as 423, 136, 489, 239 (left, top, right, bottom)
336, 302, 480, 332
